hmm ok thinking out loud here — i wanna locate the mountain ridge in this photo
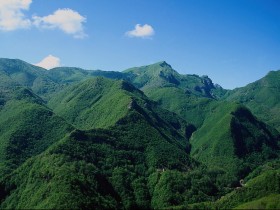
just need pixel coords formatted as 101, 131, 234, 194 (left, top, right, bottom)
0, 58, 279, 209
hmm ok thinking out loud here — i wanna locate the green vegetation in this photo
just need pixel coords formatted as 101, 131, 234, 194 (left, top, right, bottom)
48, 77, 133, 129
234, 194, 280, 209
213, 168, 280, 209
0, 108, 207, 209
0, 87, 73, 178
144, 86, 217, 127
190, 103, 279, 187
123, 61, 229, 130
124, 61, 227, 99
225, 70, 280, 131
0, 58, 279, 209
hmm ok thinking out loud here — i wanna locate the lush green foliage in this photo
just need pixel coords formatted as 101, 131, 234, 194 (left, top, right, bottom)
190, 103, 279, 187
0, 110, 204, 209
0, 58, 279, 209
233, 194, 280, 209
213, 168, 280, 209
225, 70, 280, 131
0, 88, 73, 178
48, 77, 133, 129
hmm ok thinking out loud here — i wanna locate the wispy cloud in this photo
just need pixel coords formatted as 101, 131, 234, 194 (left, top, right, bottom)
0, 0, 32, 31
33, 8, 87, 39
35, 55, 61, 70
126, 24, 155, 38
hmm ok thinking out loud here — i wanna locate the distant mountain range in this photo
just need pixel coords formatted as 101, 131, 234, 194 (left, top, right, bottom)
0, 58, 279, 209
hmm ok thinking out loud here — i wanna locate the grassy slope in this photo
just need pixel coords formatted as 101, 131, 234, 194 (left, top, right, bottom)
48, 77, 134, 129
234, 194, 280, 209
225, 70, 280, 131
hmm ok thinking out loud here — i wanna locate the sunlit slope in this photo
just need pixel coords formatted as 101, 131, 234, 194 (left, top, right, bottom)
225, 70, 280, 131
124, 61, 227, 128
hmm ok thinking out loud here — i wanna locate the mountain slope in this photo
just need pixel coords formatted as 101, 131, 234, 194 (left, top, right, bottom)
0, 58, 60, 97
0, 58, 227, 129
0, 58, 279, 209
48, 67, 127, 84
214, 166, 280, 209
0, 121, 199, 209
48, 77, 193, 147
146, 86, 218, 127
190, 103, 279, 186
123, 61, 227, 128
0, 87, 73, 178
225, 70, 280, 131
0, 87, 216, 209
124, 61, 226, 99
48, 77, 133, 129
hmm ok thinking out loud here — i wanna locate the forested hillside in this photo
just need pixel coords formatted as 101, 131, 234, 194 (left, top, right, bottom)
0, 58, 279, 209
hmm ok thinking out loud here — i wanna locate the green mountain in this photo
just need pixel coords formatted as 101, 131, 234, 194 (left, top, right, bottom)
124, 61, 226, 99
0, 58, 60, 98
0, 77, 223, 209
123, 61, 227, 128
0, 87, 73, 178
0, 116, 195, 209
225, 70, 280, 131
213, 160, 280, 209
48, 67, 127, 84
0, 59, 128, 100
0, 58, 279, 209
190, 103, 279, 185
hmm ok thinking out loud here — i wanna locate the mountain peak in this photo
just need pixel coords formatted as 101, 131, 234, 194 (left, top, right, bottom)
154, 61, 172, 68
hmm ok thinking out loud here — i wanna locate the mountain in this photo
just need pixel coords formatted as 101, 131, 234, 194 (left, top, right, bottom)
123, 61, 228, 128
0, 58, 128, 100
0, 87, 73, 178
0, 113, 197, 209
0, 58, 279, 209
0, 58, 226, 128
186, 160, 280, 209
0, 76, 218, 209
213, 160, 280, 209
190, 103, 279, 186
225, 70, 280, 131
48, 67, 128, 84
48, 77, 134, 129
124, 61, 226, 98
0, 58, 60, 98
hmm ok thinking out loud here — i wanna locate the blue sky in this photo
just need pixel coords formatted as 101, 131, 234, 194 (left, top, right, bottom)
0, 0, 279, 89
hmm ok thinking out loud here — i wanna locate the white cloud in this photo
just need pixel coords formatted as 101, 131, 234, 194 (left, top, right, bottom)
0, 2, 87, 39
35, 55, 61, 70
33, 8, 87, 38
0, 0, 32, 31
126, 24, 155, 38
